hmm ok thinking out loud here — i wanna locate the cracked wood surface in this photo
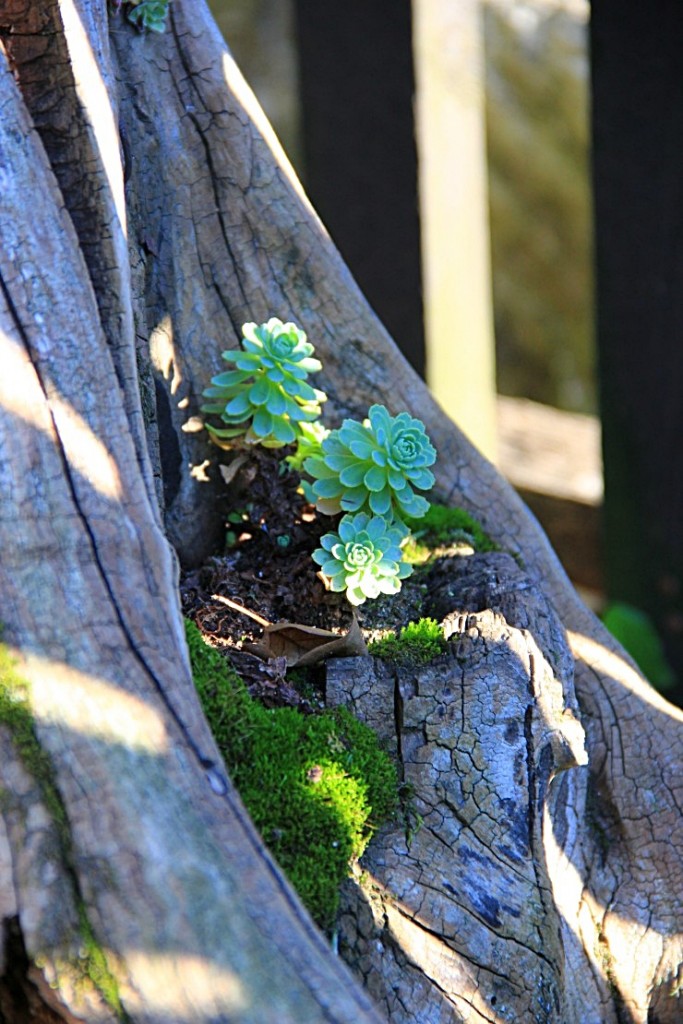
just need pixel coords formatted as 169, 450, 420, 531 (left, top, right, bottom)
0, 0, 681, 1021
1, 0, 158, 519
329, 554, 593, 1023
115, 6, 681, 1018
329, 555, 683, 1022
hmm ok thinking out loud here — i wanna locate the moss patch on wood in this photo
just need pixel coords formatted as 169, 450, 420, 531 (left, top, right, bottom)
0, 645, 68, 832
186, 620, 398, 933
368, 618, 447, 666
403, 503, 498, 564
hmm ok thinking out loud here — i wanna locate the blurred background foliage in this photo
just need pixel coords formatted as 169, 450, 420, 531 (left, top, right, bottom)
484, 1, 594, 413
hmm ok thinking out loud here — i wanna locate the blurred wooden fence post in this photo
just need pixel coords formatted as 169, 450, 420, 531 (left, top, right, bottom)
413, 0, 498, 462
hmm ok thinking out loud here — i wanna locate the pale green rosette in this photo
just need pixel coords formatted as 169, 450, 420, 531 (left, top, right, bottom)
126, 0, 169, 32
312, 512, 412, 606
304, 404, 436, 521
202, 318, 326, 448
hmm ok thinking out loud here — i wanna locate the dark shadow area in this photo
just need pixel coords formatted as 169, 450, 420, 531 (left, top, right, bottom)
294, 0, 425, 377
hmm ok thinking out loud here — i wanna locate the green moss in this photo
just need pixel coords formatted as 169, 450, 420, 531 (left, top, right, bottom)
186, 621, 398, 933
76, 916, 125, 1017
0, 644, 126, 1019
0, 646, 68, 831
368, 618, 447, 666
402, 503, 498, 564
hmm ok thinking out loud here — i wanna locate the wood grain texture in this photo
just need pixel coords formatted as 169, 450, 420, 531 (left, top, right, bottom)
329, 554, 683, 1022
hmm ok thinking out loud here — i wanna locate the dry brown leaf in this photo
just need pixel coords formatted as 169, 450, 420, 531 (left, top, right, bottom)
217, 452, 250, 486
246, 615, 367, 667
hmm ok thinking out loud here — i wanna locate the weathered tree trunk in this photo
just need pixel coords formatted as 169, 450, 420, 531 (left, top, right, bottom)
0, 7, 381, 1021
0, 2, 681, 1022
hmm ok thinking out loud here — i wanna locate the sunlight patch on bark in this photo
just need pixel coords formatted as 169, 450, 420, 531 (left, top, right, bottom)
23, 656, 168, 754
0, 337, 123, 501
150, 314, 182, 395
544, 803, 615, 1015
121, 950, 248, 1019
59, 0, 127, 235
569, 630, 683, 720
355, 865, 509, 1023
569, 867, 671, 1023
219, 49, 315, 215
49, 395, 123, 502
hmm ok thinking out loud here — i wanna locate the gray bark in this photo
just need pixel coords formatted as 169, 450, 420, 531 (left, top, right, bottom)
328, 552, 683, 1022
0, 4, 381, 1020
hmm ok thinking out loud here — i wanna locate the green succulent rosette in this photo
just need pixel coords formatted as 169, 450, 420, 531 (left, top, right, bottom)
237, 319, 323, 380
304, 404, 436, 521
312, 513, 412, 606
126, 0, 169, 32
202, 318, 326, 448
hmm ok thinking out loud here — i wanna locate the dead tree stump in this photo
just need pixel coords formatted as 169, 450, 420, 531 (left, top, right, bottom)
328, 553, 590, 1023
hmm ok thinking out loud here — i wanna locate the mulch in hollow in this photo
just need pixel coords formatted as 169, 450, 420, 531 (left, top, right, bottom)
179, 446, 434, 709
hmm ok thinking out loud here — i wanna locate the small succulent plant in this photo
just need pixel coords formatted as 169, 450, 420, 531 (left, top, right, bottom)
304, 404, 436, 522
202, 319, 327, 448
312, 512, 412, 606
285, 419, 330, 474
124, 0, 170, 32
203, 317, 439, 607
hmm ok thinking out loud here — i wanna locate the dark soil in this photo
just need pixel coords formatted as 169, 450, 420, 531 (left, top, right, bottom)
179, 447, 432, 706
180, 447, 351, 636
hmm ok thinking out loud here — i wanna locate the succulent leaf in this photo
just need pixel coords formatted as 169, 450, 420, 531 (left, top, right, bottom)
125, 0, 169, 31
284, 419, 329, 476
